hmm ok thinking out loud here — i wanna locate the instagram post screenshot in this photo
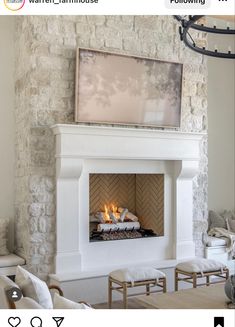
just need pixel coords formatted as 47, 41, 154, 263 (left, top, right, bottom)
0, 0, 234, 326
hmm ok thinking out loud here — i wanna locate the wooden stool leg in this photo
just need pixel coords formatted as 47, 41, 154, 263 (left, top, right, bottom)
123, 283, 128, 309
175, 269, 178, 291
163, 278, 167, 293
108, 278, 112, 309
206, 275, 210, 286
226, 268, 229, 280
146, 284, 150, 296
193, 273, 197, 288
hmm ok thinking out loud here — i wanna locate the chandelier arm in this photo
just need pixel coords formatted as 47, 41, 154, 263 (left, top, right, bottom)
187, 31, 196, 46
183, 33, 235, 59
174, 15, 235, 34
190, 23, 235, 35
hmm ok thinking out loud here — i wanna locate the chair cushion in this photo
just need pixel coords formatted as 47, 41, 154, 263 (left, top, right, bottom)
0, 219, 10, 256
15, 297, 43, 309
15, 266, 53, 309
0, 254, 25, 268
109, 267, 166, 283
176, 258, 226, 274
0, 276, 19, 309
53, 293, 92, 309
206, 236, 228, 247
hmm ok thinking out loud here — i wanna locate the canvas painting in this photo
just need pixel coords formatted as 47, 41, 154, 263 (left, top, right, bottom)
75, 48, 183, 128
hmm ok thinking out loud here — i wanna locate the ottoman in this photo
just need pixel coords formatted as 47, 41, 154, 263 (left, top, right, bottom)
108, 267, 166, 309
175, 258, 229, 291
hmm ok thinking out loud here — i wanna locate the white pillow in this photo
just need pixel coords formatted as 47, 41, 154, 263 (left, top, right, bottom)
227, 217, 235, 233
15, 266, 53, 309
53, 293, 91, 309
221, 210, 235, 221
0, 219, 10, 255
208, 211, 226, 230
15, 297, 43, 309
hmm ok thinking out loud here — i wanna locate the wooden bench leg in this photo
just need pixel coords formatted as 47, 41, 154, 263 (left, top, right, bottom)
225, 268, 229, 280
206, 275, 210, 286
123, 283, 128, 309
146, 284, 150, 296
193, 273, 197, 288
163, 278, 167, 293
108, 277, 112, 309
175, 269, 178, 291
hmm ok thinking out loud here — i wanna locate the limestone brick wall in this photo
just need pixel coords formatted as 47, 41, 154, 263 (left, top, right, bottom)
14, 16, 208, 279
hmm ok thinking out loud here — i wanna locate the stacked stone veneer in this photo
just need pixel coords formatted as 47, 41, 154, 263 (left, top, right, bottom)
14, 16, 208, 280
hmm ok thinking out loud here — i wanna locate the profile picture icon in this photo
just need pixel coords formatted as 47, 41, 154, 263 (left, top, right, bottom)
12, 291, 18, 298
4, 0, 25, 11
6, 287, 22, 302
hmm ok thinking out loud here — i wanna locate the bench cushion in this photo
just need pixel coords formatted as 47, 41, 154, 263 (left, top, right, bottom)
206, 236, 228, 247
109, 267, 166, 283
176, 258, 226, 274
0, 254, 25, 268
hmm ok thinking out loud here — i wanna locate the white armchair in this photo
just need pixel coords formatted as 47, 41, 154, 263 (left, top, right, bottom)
0, 268, 92, 309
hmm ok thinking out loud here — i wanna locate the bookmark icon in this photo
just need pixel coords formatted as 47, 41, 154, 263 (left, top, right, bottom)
53, 317, 64, 327
214, 317, 224, 327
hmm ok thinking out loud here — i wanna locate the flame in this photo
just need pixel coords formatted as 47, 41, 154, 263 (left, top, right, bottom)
103, 204, 120, 222
104, 205, 110, 221
111, 204, 117, 213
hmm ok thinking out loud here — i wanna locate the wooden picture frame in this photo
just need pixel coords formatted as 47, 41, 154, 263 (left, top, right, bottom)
75, 48, 183, 128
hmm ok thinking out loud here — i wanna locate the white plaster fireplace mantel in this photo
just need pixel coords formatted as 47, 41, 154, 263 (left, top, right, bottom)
51, 124, 205, 277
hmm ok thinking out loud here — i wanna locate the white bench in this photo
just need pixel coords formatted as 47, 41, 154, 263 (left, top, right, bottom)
203, 236, 235, 273
0, 254, 25, 277
108, 267, 166, 309
175, 258, 229, 291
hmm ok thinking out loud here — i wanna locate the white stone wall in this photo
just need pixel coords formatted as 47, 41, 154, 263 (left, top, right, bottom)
14, 16, 208, 279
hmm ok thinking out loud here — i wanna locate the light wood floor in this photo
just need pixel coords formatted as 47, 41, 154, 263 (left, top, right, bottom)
93, 298, 154, 309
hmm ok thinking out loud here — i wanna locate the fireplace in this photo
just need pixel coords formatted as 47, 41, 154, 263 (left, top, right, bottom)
89, 173, 164, 242
51, 124, 204, 275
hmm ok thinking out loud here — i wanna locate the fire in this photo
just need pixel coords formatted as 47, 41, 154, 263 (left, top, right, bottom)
104, 205, 109, 221
103, 203, 119, 222
111, 204, 117, 213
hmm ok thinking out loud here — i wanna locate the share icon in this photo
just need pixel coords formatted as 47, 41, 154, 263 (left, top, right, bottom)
52, 317, 64, 327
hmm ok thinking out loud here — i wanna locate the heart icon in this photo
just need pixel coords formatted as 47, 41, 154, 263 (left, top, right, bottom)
8, 317, 21, 327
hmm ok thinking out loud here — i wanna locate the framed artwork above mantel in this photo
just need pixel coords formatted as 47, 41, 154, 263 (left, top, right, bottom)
75, 48, 183, 128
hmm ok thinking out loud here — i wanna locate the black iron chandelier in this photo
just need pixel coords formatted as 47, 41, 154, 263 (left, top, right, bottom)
174, 15, 235, 59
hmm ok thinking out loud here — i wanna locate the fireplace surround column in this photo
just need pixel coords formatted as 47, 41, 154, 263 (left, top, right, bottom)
56, 156, 83, 273
174, 160, 199, 259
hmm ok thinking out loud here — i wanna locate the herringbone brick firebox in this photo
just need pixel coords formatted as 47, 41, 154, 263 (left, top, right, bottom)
89, 173, 164, 241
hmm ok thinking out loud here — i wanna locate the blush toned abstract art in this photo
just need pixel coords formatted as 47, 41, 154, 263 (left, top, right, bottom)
75, 48, 183, 128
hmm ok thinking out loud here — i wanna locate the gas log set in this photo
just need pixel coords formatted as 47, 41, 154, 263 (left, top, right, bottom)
90, 205, 157, 241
